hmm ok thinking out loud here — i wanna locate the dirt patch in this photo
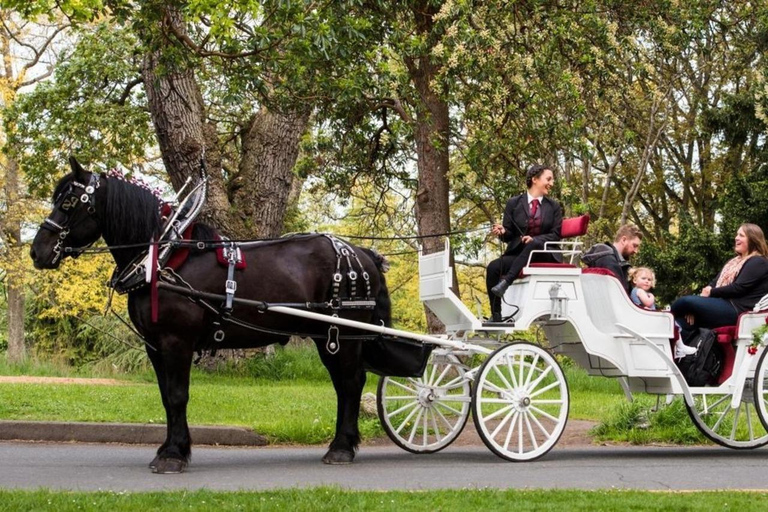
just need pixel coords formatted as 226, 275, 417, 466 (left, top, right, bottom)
363, 418, 596, 447
0, 376, 133, 386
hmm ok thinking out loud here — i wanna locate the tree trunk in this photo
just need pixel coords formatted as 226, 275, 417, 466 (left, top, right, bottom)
3, 157, 26, 364
141, 7, 307, 239
406, 3, 454, 333
231, 107, 309, 238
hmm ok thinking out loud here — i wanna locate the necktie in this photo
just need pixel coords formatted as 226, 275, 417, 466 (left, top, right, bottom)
530, 198, 540, 218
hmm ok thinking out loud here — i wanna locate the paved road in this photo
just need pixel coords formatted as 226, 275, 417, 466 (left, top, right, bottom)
2, 441, 768, 491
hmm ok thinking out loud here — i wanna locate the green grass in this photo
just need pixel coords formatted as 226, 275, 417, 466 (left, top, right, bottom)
0, 377, 383, 444
0, 345, 702, 446
1, 488, 768, 511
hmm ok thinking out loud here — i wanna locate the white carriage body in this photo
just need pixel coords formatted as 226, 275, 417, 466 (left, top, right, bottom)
419, 239, 767, 398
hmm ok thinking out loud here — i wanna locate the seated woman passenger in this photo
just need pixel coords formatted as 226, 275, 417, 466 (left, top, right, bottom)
486, 164, 563, 322
671, 223, 768, 338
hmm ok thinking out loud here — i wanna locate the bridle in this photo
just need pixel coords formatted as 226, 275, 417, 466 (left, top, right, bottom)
40, 173, 101, 265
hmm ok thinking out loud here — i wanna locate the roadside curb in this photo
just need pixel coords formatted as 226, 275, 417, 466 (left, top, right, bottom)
0, 420, 268, 446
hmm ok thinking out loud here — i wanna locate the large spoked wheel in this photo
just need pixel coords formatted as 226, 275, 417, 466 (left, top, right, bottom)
752, 347, 768, 433
686, 379, 768, 449
472, 342, 569, 462
377, 352, 471, 454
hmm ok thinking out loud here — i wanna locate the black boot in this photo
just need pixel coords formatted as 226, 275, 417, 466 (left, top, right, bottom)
491, 280, 510, 297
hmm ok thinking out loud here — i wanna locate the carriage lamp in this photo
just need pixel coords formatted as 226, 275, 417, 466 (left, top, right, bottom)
549, 283, 569, 321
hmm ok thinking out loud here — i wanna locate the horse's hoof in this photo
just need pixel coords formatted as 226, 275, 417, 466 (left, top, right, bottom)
322, 450, 355, 465
152, 458, 187, 474
148, 455, 160, 470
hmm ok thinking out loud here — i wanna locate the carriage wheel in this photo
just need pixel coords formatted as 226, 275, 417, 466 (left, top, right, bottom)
377, 352, 471, 454
752, 347, 768, 434
686, 379, 768, 449
472, 342, 569, 462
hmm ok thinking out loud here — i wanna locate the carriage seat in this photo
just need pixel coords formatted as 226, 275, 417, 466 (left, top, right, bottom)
520, 214, 590, 276
712, 326, 737, 384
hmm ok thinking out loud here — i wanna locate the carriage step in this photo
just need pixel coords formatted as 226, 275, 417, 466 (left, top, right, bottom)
481, 320, 515, 328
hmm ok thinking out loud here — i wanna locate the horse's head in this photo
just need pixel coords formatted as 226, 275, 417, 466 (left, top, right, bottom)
30, 157, 103, 269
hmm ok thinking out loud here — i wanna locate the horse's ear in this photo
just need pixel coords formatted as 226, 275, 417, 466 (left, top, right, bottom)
69, 156, 87, 181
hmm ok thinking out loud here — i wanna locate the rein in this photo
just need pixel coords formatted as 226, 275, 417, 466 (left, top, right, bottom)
63, 225, 490, 255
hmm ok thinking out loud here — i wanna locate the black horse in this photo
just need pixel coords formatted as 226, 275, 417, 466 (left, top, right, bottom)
30, 158, 392, 473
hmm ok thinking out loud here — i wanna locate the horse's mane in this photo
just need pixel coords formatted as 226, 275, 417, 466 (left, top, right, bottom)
101, 175, 162, 245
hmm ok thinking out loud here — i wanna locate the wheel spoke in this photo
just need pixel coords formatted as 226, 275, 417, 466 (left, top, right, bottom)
490, 407, 517, 438
432, 364, 453, 387
393, 402, 420, 434
730, 404, 740, 441
407, 407, 425, 444
523, 412, 539, 451
433, 405, 454, 432
387, 379, 419, 395
506, 353, 521, 388
528, 379, 561, 399
481, 403, 515, 423
502, 412, 520, 452
387, 399, 419, 419
435, 400, 464, 416
525, 365, 554, 393
524, 353, 540, 388
528, 404, 560, 423
382, 395, 420, 401
528, 409, 553, 440
492, 364, 516, 393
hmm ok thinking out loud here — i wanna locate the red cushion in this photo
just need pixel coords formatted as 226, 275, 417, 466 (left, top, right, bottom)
561, 215, 590, 238
713, 325, 737, 342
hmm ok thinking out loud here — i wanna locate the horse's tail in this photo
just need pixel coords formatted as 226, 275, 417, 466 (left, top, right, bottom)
360, 248, 391, 328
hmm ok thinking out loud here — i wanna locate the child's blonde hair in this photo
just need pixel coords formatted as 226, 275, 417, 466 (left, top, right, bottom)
628, 267, 656, 287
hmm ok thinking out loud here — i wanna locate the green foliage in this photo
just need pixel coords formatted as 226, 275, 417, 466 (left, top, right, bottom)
4, 22, 154, 197
591, 397, 705, 445
215, 343, 332, 383
636, 219, 730, 305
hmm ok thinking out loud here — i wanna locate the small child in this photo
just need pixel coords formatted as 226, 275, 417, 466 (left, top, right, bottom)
629, 267, 696, 358
629, 267, 656, 310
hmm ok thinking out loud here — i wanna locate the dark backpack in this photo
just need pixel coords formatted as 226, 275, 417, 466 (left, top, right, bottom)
676, 328, 723, 386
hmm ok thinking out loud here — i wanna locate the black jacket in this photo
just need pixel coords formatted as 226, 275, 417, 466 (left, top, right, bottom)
500, 194, 563, 256
709, 256, 768, 313
582, 241, 632, 294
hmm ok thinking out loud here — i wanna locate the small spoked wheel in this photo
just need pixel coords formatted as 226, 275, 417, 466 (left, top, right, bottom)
472, 342, 569, 461
686, 380, 768, 449
377, 352, 471, 453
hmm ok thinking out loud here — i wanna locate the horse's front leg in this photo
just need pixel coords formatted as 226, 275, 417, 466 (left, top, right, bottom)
151, 335, 195, 474
146, 345, 169, 471
315, 339, 366, 464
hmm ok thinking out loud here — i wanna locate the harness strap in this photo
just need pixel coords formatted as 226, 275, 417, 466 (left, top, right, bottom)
323, 235, 373, 304
213, 241, 242, 343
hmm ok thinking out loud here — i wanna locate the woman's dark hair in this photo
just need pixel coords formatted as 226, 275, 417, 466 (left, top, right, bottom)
526, 164, 552, 189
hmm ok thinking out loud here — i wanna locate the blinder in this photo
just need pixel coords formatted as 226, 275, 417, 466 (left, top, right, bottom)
40, 173, 101, 263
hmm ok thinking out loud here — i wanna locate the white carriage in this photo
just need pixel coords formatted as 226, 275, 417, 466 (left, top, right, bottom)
271, 217, 768, 461
374, 217, 768, 461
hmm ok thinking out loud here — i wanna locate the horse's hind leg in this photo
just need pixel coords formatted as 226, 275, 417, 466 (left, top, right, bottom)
149, 335, 195, 474
315, 338, 366, 464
